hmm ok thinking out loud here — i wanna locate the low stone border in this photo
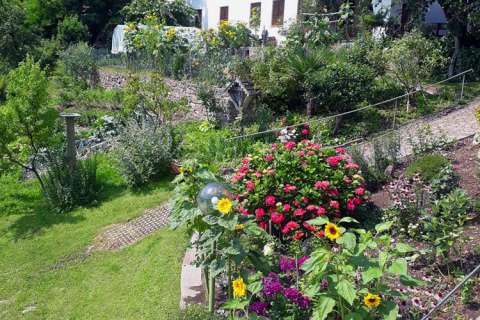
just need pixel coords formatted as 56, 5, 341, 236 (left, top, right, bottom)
179, 233, 206, 310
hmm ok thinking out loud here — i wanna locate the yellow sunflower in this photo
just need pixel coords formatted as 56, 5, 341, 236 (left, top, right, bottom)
217, 198, 232, 214
364, 293, 381, 308
235, 224, 245, 231
232, 277, 247, 299
325, 223, 341, 241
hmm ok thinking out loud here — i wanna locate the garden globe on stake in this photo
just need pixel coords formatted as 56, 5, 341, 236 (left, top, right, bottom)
197, 182, 230, 214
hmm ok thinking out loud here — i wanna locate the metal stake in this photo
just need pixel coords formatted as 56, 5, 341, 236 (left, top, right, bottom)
460, 74, 465, 100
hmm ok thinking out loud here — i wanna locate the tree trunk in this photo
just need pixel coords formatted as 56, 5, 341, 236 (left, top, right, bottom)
306, 97, 315, 117
333, 115, 343, 136
448, 35, 461, 77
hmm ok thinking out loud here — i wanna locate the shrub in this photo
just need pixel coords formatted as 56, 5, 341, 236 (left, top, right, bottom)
115, 123, 176, 188
56, 15, 89, 46
407, 125, 453, 156
57, 42, 99, 89
405, 154, 450, 182
231, 140, 370, 240
430, 164, 459, 199
44, 151, 100, 213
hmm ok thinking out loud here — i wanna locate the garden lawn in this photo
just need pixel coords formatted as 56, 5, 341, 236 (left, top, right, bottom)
0, 163, 188, 319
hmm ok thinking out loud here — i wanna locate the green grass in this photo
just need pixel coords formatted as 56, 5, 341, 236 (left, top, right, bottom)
0, 159, 188, 319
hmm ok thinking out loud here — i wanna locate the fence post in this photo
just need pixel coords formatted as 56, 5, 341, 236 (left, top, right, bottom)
60, 113, 81, 172
460, 74, 466, 100
208, 241, 216, 313
392, 99, 398, 130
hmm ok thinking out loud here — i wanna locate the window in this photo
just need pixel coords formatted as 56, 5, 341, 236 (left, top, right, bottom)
271, 0, 285, 26
250, 2, 261, 27
220, 6, 229, 22
195, 9, 202, 28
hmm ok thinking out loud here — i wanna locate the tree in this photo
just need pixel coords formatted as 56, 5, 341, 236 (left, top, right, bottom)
0, 57, 59, 192
121, 0, 195, 26
384, 31, 446, 111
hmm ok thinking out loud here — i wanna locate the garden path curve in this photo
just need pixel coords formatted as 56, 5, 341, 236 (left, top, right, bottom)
91, 202, 171, 251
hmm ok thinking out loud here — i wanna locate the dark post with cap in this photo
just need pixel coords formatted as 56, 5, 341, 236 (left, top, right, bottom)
60, 113, 80, 171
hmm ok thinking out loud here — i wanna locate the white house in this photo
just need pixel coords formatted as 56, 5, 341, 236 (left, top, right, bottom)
187, 0, 300, 41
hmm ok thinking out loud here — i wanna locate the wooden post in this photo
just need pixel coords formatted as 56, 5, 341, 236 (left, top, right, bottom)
208, 241, 216, 314
460, 74, 465, 101
60, 113, 80, 172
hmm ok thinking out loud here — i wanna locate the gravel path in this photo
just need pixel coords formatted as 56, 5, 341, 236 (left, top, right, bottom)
91, 202, 171, 251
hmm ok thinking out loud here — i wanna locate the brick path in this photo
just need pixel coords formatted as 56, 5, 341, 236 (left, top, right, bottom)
91, 202, 171, 251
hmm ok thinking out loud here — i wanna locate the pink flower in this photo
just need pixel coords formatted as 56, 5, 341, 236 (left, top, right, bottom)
347, 198, 356, 211
283, 204, 291, 212
265, 195, 276, 206
283, 184, 297, 193
239, 207, 250, 216
267, 168, 275, 176
271, 143, 278, 150
271, 212, 285, 225
335, 147, 347, 154
293, 231, 305, 240
285, 141, 296, 150
259, 221, 268, 230
355, 187, 365, 196
265, 154, 274, 162
326, 156, 344, 167
345, 162, 359, 170
246, 180, 255, 192
293, 200, 300, 207
239, 166, 249, 174
282, 221, 299, 234
317, 207, 327, 216
327, 189, 339, 197
330, 200, 340, 210
301, 197, 309, 204
303, 222, 317, 232
302, 129, 310, 135
307, 150, 316, 156
353, 197, 362, 205
314, 181, 330, 190
241, 157, 250, 164
297, 150, 305, 157
306, 205, 318, 212
255, 208, 266, 220
254, 171, 262, 178
294, 208, 306, 217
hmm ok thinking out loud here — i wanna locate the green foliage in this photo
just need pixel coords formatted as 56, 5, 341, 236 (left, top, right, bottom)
407, 125, 453, 155
405, 154, 450, 182
460, 278, 477, 305
303, 218, 421, 320
430, 164, 459, 199
180, 304, 223, 320
58, 42, 99, 88
0, 56, 58, 191
122, 0, 195, 25
0, 0, 38, 71
115, 123, 176, 188
56, 15, 89, 46
44, 150, 100, 213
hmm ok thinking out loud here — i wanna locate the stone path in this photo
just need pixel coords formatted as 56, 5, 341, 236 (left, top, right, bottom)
91, 202, 171, 251
355, 97, 480, 160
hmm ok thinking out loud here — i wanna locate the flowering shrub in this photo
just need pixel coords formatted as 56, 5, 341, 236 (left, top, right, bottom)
232, 140, 370, 240
277, 124, 311, 143
201, 21, 252, 50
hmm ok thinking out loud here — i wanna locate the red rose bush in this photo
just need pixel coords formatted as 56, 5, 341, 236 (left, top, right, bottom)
232, 140, 369, 240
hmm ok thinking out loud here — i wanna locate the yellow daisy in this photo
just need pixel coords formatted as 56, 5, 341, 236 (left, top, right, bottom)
325, 223, 341, 241
217, 198, 232, 214
235, 224, 245, 231
364, 293, 381, 308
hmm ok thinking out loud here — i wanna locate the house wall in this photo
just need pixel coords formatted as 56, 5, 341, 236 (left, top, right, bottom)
187, 0, 299, 41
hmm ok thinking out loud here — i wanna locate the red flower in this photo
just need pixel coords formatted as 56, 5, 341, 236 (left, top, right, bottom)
283, 184, 297, 193
293, 200, 300, 207
293, 231, 305, 240
330, 200, 340, 210
239, 207, 250, 215
316, 230, 325, 238
239, 165, 249, 174
254, 171, 262, 178
301, 129, 310, 135
306, 204, 318, 212
314, 181, 330, 190
246, 180, 255, 192
271, 212, 285, 225
301, 196, 309, 204
297, 150, 305, 157
327, 189, 339, 197
307, 150, 316, 156
326, 156, 344, 167
265, 154, 274, 162
241, 157, 250, 164
282, 221, 299, 234
303, 222, 317, 232
347, 198, 356, 211
283, 204, 291, 212
285, 141, 296, 150
271, 143, 278, 150
353, 197, 362, 205
265, 195, 276, 206
355, 187, 365, 196
335, 147, 347, 154
294, 208, 306, 217
345, 162, 359, 170
259, 221, 268, 230
317, 207, 327, 216
255, 208, 266, 220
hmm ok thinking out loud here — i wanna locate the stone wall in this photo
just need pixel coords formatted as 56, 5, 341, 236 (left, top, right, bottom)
99, 71, 230, 122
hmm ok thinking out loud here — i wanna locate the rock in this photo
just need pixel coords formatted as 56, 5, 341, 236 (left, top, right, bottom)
22, 304, 36, 314
384, 164, 394, 177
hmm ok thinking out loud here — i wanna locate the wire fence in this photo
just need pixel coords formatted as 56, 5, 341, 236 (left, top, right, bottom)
220, 69, 475, 162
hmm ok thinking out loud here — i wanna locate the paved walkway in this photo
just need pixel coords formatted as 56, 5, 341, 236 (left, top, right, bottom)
355, 97, 480, 160
91, 203, 171, 251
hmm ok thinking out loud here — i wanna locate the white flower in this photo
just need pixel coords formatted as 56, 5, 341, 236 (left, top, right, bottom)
211, 196, 219, 205
263, 243, 274, 256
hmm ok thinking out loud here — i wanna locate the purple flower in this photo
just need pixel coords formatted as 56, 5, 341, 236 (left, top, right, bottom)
262, 272, 284, 298
279, 256, 310, 272
284, 287, 311, 310
249, 301, 269, 316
